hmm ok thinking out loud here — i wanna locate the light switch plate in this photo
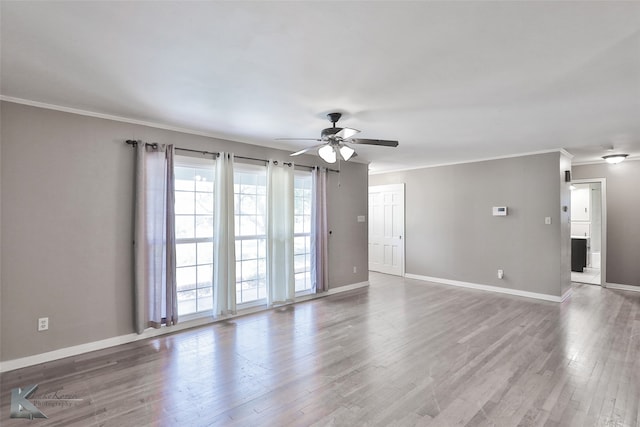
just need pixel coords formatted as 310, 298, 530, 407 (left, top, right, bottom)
357, 215, 366, 223
545, 217, 552, 225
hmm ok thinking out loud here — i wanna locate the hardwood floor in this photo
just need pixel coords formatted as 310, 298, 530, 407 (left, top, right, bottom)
2, 273, 639, 426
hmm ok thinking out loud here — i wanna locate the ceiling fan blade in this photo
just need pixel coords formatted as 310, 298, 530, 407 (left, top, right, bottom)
290, 143, 327, 157
276, 138, 322, 141
335, 127, 360, 139
350, 138, 399, 147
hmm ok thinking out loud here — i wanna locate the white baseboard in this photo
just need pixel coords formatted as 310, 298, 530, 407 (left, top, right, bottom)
404, 273, 565, 303
606, 282, 640, 293
0, 281, 369, 373
326, 280, 369, 295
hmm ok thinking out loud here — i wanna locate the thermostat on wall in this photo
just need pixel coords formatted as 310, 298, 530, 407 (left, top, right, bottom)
492, 206, 508, 216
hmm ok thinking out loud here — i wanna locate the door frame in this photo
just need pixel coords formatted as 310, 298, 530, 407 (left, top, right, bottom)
572, 178, 607, 287
368, 183, 406, 277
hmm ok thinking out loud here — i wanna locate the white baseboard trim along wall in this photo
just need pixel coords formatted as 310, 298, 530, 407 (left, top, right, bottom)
606, 282, 640, 293
404, 273, 572, 303
0, 281, 369, 373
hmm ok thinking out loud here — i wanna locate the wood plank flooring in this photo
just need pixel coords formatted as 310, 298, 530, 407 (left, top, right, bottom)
1, 273, 639, 426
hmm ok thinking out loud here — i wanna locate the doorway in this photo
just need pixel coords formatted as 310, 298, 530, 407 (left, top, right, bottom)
368, 184, 405, 276
570, 178, 606, 286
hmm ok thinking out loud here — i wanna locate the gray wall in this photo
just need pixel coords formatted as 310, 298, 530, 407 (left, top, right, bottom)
370, 152, 569, 297
559, 153, 572, 296
573, 161, 640, 287
0, 101, 368, 361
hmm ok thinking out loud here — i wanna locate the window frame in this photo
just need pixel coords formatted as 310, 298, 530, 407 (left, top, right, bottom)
294, 169, 314, 295
174, 155, 216, 319
234, 162, 268, 307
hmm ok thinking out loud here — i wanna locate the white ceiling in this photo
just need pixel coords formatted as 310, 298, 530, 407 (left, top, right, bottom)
2, 1, 639, 172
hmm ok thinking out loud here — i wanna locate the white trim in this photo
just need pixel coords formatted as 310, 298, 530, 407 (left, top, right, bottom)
0, 281, 369, 373
0, 95, 228, 140
368, 149, 570, 175
606, 282, 640, 293
571, 178, 606, 287
0, 96, 370, 165
404, 273, 564, 303
325, 280, 369, 296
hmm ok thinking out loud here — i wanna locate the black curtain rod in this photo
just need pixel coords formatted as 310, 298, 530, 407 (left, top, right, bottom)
126, 139, 218, 157
125, 139, 340, 173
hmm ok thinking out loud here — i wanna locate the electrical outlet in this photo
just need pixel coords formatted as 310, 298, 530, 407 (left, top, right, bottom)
353, 266, 357, 273
497, 269, 504, 279
38, 317, 49, 331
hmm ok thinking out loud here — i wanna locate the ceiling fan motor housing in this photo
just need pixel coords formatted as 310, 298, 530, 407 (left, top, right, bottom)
321, 127, 343, 138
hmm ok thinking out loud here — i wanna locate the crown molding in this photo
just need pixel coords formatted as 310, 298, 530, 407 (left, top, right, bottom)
369, 148, 570, 175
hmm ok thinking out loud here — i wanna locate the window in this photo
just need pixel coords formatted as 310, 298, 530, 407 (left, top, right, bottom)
294, 170, 313, 293
174, 157, 215, 316
234, 164, 267, 304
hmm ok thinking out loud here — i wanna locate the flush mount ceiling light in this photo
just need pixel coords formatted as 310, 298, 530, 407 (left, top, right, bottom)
602, 154, 628, 164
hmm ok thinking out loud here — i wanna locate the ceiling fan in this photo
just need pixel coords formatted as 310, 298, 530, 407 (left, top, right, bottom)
276, 112, 399, 163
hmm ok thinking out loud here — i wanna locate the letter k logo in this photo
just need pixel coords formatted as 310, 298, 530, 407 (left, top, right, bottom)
10, 384, 47, 419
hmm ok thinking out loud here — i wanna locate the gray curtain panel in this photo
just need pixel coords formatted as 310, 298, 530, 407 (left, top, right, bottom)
134, 143, 178, 334
311, 167, 329, 293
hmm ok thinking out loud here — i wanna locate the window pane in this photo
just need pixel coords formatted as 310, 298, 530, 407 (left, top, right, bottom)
197, 264, 212, 289
256, 195, 267, 215
294, 237, 306, 255
239, 215, 257, 237
197, 242, 213, 265
240, 172, 257, 187
178, 290, 196, 314
176, 243, 197, 267
175, 167, 195, 191
240, 194, 256, 215
195, 168, 214, 192
295, 273, 307, 292
256, 175, 267, 193
195, 215, 214, 238
241, 260, 258, 281
197, 288, 213, 311
176, 216, 195, 239
241, 239, 258, 260
257, 279, 266, 299
175, 191, 194, 215
195, 192, 213, 215
294, 216, 303, 234
294, 255, 306, 273
177, 266, 197, 292
241, 281, 258, 302
258, 238, 267, 259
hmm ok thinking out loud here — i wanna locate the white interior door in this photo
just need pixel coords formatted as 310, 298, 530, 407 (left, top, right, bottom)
368, 184, 405, 276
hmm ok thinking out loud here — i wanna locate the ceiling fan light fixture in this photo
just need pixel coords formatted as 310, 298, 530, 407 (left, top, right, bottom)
318, 145, 337, 163
602, 154, 628, 164
339, 145, 356, 161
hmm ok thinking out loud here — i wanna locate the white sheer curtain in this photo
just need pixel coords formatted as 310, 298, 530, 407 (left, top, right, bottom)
311, 167, 329, 293
134, 143, 177, 334
213, 152, 236, 316
267, 161, 295, 305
